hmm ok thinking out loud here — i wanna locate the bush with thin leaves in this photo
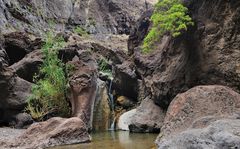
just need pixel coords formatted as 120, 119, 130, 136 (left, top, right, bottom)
143, 0, 194, 53
26, 32, 70, 120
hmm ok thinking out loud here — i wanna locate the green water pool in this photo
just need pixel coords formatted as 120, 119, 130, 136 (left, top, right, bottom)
52, 131, 158, 149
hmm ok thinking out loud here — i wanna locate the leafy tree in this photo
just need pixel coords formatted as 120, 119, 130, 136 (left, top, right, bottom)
143, 0, 194, 53
26, 32, 70, 120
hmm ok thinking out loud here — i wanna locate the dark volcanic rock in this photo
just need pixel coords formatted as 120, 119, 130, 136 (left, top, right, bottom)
0, 32, 39, 127
128, 0, 240, 108
113, 61, 139, 100
3, 32, 42, 65
10, 50, 43, 82
1, 117, 90, 149
12, 113, 33, 129
0, 73, 32, 126
158, 85, 240, 138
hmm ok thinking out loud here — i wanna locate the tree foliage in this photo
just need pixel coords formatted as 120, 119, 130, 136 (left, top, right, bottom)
143, 0, 194, 53
26, 32, 70, 120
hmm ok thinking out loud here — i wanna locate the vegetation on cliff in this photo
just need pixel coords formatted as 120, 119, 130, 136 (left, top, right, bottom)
26, 33, 70, 120
143, 0, 194, 52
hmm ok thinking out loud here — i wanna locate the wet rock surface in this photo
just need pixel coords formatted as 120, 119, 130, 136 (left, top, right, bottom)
92, 79, 112, 131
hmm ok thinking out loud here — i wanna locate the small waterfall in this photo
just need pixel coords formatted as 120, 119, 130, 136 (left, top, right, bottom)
108, 78, 115, 131
108, 78, 114, 111
109, 117, 116, 131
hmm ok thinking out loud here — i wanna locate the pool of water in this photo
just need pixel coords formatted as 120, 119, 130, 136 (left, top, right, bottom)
52, 131, 158, 149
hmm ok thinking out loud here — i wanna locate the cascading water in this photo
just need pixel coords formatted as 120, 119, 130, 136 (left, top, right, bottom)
108, 78, 114, 111
108, 78, 116, 131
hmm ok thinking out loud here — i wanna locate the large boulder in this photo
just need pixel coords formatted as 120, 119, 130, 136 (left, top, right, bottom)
128, 0, 240, 108
0, 75, 32, 127
0, 117, 91, 149
129, 98, 165, 133
159, 85, 240, 137
157, 117, 240, 149
118, 109, 136, 131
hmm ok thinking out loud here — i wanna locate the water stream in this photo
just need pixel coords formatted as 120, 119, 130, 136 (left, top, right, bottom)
51, 131, 158, 149
108, 78, 115, 130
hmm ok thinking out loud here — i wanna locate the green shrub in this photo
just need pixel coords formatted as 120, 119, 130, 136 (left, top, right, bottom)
98, 57, 112, 78
26, 32, 70, 120
142, 0, 194, 53
73, 26, 88, 36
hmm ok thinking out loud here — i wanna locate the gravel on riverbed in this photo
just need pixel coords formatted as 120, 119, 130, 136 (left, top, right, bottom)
0, 127, 25, 141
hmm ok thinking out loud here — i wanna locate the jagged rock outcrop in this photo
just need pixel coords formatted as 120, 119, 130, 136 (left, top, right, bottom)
156, 85, 240, 149
0, 0, 154, 34
0, 117, 90, 149
128, 0, 240, 108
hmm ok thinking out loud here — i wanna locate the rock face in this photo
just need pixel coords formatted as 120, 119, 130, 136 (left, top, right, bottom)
0, 46, 32, 126
157, 118, 240, 149
128, 0, 240, 108
0, 0, 154, 34
129, 98, 165, 133
159, 85, 240, 137
1, 117, 91, 149
0, 32, 42, 127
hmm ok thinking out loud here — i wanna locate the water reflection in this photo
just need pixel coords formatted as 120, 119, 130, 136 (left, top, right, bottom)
51, 131, 157, 149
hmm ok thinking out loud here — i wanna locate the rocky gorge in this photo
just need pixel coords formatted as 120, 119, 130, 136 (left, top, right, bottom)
0, 0, 240, 149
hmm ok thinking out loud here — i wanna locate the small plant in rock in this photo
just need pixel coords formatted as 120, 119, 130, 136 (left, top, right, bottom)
73, 26, 88, 36
142, 0, 194, 53
26, 32, 70, 120
98, 57, 112, 78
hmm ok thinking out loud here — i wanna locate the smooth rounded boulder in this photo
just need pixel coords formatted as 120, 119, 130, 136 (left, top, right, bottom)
158, 85, 240, 139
